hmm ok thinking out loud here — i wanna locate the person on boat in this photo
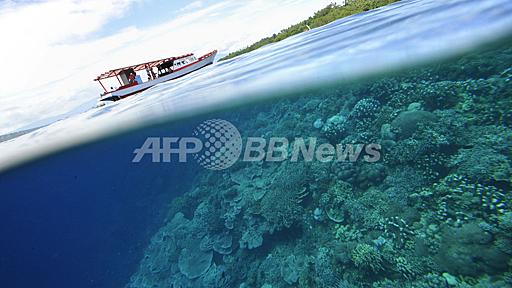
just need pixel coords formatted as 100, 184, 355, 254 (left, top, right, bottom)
146, 66, 156, 80
128, 72, 137, 84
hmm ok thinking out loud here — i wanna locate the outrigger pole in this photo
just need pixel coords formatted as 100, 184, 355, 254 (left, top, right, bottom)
97, 79, 107, 92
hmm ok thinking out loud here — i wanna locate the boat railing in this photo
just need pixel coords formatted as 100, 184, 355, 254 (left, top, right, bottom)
116, 81, 139, 91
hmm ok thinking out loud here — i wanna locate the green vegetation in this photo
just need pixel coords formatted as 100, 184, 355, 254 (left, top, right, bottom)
220, 0, 400, 61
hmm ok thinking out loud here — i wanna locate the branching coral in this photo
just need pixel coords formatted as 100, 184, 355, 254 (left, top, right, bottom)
351, 243, 383, 272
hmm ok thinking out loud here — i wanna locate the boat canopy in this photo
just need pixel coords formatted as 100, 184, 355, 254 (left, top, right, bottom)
94, 53, 193, 81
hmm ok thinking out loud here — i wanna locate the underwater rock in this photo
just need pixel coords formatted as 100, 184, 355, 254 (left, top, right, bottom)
391, 110, 437, 138
178, 239, 213, 279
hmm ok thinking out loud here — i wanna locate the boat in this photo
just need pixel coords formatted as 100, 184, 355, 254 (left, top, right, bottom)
94, 50, 217, 102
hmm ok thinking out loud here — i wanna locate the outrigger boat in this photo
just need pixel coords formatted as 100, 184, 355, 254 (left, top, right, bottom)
94, 50, 217, 102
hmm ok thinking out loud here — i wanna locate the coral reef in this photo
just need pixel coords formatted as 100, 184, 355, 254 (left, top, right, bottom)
126, 45, 512, 287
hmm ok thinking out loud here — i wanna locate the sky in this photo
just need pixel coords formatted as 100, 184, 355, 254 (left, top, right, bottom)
0, 0, 333, 135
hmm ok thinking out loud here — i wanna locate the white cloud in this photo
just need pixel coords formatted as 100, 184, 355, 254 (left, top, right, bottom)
179, 1, 204, 13
0, 0, 332, 135
0, 0, 137, 92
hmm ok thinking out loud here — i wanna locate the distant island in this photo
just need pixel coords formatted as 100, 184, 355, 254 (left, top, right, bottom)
220, 0, 399, 61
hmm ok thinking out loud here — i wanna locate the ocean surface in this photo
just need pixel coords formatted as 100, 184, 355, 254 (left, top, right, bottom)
1, 0, 512, 287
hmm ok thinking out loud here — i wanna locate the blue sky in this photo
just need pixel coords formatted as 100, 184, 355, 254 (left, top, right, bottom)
92, 0, 210, 38
0, 0, 332, 135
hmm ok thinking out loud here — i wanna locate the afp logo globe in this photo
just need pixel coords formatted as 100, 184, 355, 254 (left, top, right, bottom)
193, 119, 243, 170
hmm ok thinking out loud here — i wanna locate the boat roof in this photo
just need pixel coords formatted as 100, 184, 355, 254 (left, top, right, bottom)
94, 53, 193, 81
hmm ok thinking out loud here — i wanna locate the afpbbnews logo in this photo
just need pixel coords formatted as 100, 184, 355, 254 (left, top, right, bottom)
133, 119, 381, 170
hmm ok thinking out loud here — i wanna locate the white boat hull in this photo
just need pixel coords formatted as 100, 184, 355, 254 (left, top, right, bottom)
100, 50, 217, 101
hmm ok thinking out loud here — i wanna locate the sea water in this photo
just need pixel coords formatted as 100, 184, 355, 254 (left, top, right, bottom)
1, 0, 512, 287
